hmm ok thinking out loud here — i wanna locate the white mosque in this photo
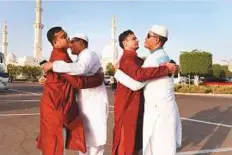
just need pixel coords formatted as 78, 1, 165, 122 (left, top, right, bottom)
1, 0, 120, 71
0, 0, 43, 66
101, 16, 120, 72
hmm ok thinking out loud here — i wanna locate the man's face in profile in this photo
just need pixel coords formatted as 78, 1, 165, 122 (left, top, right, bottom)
123, 34, 139, 51
70, 38, 83, 55
53, 30, 70, 49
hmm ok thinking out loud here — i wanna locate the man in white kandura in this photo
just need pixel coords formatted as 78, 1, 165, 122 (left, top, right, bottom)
43, 33, 109, 155
114, 25, 182, 155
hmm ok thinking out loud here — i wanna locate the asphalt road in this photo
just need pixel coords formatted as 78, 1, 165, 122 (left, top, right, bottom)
0, 83, 232, 155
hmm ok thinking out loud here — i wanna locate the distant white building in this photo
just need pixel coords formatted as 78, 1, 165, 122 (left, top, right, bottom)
219, 59, 232, 72
228, 61, 232, 72
17, 56, 41, 66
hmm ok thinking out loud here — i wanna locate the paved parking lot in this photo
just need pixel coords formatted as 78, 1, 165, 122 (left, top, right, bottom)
0, 83, 232, 155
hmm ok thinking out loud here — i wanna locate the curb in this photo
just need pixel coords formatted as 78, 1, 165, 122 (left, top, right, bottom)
175, 92, 232, 98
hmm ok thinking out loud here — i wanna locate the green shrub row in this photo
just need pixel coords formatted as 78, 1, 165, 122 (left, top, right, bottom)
174, 84, 232, 94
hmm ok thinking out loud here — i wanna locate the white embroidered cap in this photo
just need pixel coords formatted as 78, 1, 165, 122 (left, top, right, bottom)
150, 25, 168, 38
72, 33, 89, 42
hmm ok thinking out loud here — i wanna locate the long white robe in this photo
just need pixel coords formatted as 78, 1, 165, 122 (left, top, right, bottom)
53, 48, 109, 147
114, 48, 182, 155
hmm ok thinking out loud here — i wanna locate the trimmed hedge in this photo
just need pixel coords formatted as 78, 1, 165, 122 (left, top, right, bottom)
179, 51, 212, 76
174, 84, 232, 94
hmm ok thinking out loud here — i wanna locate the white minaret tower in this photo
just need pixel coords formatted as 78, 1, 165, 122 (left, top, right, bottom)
111, 15, 117, 64
1, 21, 8, 57
33, 0, 43, 59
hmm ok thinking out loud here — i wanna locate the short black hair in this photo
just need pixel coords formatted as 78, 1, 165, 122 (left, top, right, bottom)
47, 27, 63, 46
82, 40, 88, 48
118, 30, 134, 49
158, 35, 168, 47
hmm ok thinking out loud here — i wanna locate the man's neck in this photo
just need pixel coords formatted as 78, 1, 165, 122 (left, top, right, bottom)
149, 46, 162, 52
124, 47, 136, 52
53, 47, 67, 52
81, 47, 87, 51
78, 47, 87, 55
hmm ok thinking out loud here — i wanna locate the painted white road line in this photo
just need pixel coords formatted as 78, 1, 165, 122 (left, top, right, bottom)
177, 147, 232, 154
0, 100, 40, 102
108, 112, 232, 128
19, 91, 42, 96
8, 89, 19, 92
0, 113, 39, 117
26, 92, 42, 95
181, 117, 232, 128
2, 111, 232, 129
7, 89, 42, 96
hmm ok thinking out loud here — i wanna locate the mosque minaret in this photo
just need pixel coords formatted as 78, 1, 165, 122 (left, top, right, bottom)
101, 16, 119, 72
0, 0, 44, 67
1, 21, 8, 58
111, 15, 117, 64
33, 0, 43, 59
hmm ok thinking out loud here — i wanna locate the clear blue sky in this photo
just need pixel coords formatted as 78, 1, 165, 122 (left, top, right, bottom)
0, 1, 231, 64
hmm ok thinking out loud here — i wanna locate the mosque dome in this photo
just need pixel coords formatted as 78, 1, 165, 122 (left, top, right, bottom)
6, 52, 17, 62
101, 43, 118, 63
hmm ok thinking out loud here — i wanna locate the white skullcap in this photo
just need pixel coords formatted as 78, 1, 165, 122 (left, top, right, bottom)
72, 33, 89, 42
150, 25, 168, 38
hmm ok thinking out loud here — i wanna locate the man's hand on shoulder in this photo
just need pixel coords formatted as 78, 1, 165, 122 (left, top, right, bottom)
163, 62, 179, 75
41, 61, 53, 73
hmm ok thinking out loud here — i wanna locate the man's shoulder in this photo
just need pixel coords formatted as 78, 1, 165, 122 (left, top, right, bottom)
147, 50, 168, 59
144, 50, 170, 66
156, 49, 169, 57
80, 49, 94, 57
79, 49, 100, 63
82, 49, 99, 56
121, 53, 137, 60
120, 55, 135, 64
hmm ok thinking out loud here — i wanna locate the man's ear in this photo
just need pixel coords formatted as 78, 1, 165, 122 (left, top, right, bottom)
52, 40, 56, 45
122, 40, 127, 48
155, 37, 160, 44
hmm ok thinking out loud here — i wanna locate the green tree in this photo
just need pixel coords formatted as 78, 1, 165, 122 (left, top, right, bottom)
180, 49, 212, 76
105, 62, 115, 76
31, 66, 42, 80
16, 66, 23, 77
179, 49, 212, 85
22, 65, 42, 81
7, 64, 42, 81
7, 64, 18, 78
221, 65, 232, 77
212, 64, 225, 78
22, 65, 31, 79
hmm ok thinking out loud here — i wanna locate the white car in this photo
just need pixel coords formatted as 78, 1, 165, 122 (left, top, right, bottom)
104, 75, 111, 85
0, 53, 8, 90
0, 73, 9, 90
174, 77, 188, 84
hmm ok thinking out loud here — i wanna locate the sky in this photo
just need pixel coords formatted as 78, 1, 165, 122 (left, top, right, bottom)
0, 0, 232, 64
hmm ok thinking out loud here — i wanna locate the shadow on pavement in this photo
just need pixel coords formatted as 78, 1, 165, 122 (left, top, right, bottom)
179, 106, 232, 154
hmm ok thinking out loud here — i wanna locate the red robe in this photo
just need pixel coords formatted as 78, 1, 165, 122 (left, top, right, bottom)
37, 48, 103, 155
112, 50, 169, 155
